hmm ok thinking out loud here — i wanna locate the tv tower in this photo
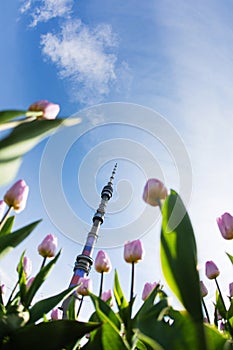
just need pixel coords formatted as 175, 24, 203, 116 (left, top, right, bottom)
62, 163, 117, 317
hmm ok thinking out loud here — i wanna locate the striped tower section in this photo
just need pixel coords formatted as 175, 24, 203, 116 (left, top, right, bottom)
62, 163, 117, 317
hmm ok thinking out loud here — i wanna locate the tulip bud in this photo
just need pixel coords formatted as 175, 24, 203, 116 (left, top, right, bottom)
217, 213, 233, 240
17, 256, 32, 278
143, 178, 168, 207
200, 281, 208, 298
76, 277, 92, 296
94, 250, 111, 273
26, 277, 35, 290
205, 261, 220, 279
0, 284, 6, 294
28, 100, 60, 120
51, 308, 63, 320
229, 282, 233, 297
124, 239, 144, 264
38, 234, 57, 258
101, 289, 113, 306
142, 282, 158, 301
0, 200, 6, 221
4, 180, 29, 212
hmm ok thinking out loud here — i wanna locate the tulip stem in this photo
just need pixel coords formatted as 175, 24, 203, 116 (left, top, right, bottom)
76, 296, 84, 319
130, 262, 135, 305
201, 299, 210, 323
99, 272, 104, 298
6, 281, 19, 306
0, 206, 12, 231
157, 198, 162, 210
40, 257, 47, 270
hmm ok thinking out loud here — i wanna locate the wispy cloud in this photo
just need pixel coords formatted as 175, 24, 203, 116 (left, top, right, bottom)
41, 19, 120, 104
20, 0, 73, 27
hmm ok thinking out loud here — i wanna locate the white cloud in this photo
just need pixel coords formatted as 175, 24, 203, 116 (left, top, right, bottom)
41, 19, 119, 104
20, 0, 73, 26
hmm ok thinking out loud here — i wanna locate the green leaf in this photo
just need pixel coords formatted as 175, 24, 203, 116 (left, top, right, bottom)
160, 190, 202, 322
29, 286, 77, 323
114, 270, 128, 311
0, 117, 81, 186
0, 220, 41, 259
0, 110, 26, 124
17, 252, 27, 304
24, 251, 61, 307
4, 320, 100, 350
133, 284, 161, 322
0, 216, 15, 235
226, 253, 233, 266
134, 329, 164, 350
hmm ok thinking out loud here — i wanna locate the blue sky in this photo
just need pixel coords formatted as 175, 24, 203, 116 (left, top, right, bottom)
1, 0, 233, 319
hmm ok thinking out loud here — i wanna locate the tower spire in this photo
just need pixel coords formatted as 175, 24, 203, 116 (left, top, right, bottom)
62, 163, 117, 317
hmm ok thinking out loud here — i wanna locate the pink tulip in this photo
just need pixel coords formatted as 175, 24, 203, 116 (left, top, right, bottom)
0, 200, 6, 221
76, 277, 92, 296
28, 100, 60, 120
51, 308, 63, 320
142, 282, 158, 301
217, 213, 233, 240
4, 180, 29, 212
143, 179, 168, 207
94, 250, 111, 273
229, 282, 233, 297
0, 284, 6, 294
38, 234, 57, 258
26, 277, 35, 290
205, 261, 220, 279
200, 281, 208, 298
101, 289, 113, 306
124, 239, 144, 264
17, 256, 32, 278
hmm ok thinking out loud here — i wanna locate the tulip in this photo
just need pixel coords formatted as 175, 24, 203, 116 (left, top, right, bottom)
143, 178, 168, 207
0, 284, 6, 294
205, 261, 220, 280
101, 289, 113, 307
17, 256, 32, 278
38, 234, 57, 258
142, 282, 158, 301
76, 277, 92, 296
200, 281, 208, 298
51, 308, 63, 320
124, 239, 144, 264
4, 179, 29, 212
94, 250, 111, 273
217, 212, 233, 240
28, 100, 60, 120
26, 277, 35, 290
229, 282, 233, 297
0, 200, 6, 221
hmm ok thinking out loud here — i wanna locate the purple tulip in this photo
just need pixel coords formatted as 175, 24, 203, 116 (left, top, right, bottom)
217, 212, 233, 240
94, 250, 111, 273
200, 281, 208, 298
0, 284, 6, 294
51, 308, 63, 320
28, 100, 60, 120
124, 239, 144, 264
38, 234, 57, 258
142, 282, 158, 301
143, 178, 168, 207
76, 277, 92, 296
229, 282, 233, 297
101, 289, 113, 306
4, 180, 29, 212
205, 261, 220, 279
26, 277, 35, 290
17, 256, 32, 278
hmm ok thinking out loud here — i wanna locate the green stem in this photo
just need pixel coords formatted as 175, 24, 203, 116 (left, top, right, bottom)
126, 262, 135, 347
130, 262, 135, 305
6, 281, 19, 306
40, 257, 47, 270
76, 296, 84, 319
99, 272, 104, 298
202, 299, 210, 323
0, 206, 12, 231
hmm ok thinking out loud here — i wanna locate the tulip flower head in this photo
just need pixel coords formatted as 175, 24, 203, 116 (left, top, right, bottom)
200, 281, 208, 298
0, 200, 6, 221
0, 284, 6, 295
124, 239, 144, 264
26, 277, 35, 290
142, 282, 158, 301
17, 256, 32, 278
101, 289, 113, 306
217, 212, 233, 240
94, 250, 112, 273
229, 282, 233, 297
4, 180, 29, 212
28, 100, 60, 120
143, 178, 168, 207
205, 260, 220, 279
76, 277, 92, 296
51, 308, 63, 320
38, 234, 57, 258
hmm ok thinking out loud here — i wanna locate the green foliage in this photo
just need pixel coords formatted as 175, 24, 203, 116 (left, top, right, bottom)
0, 110, 26, 124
